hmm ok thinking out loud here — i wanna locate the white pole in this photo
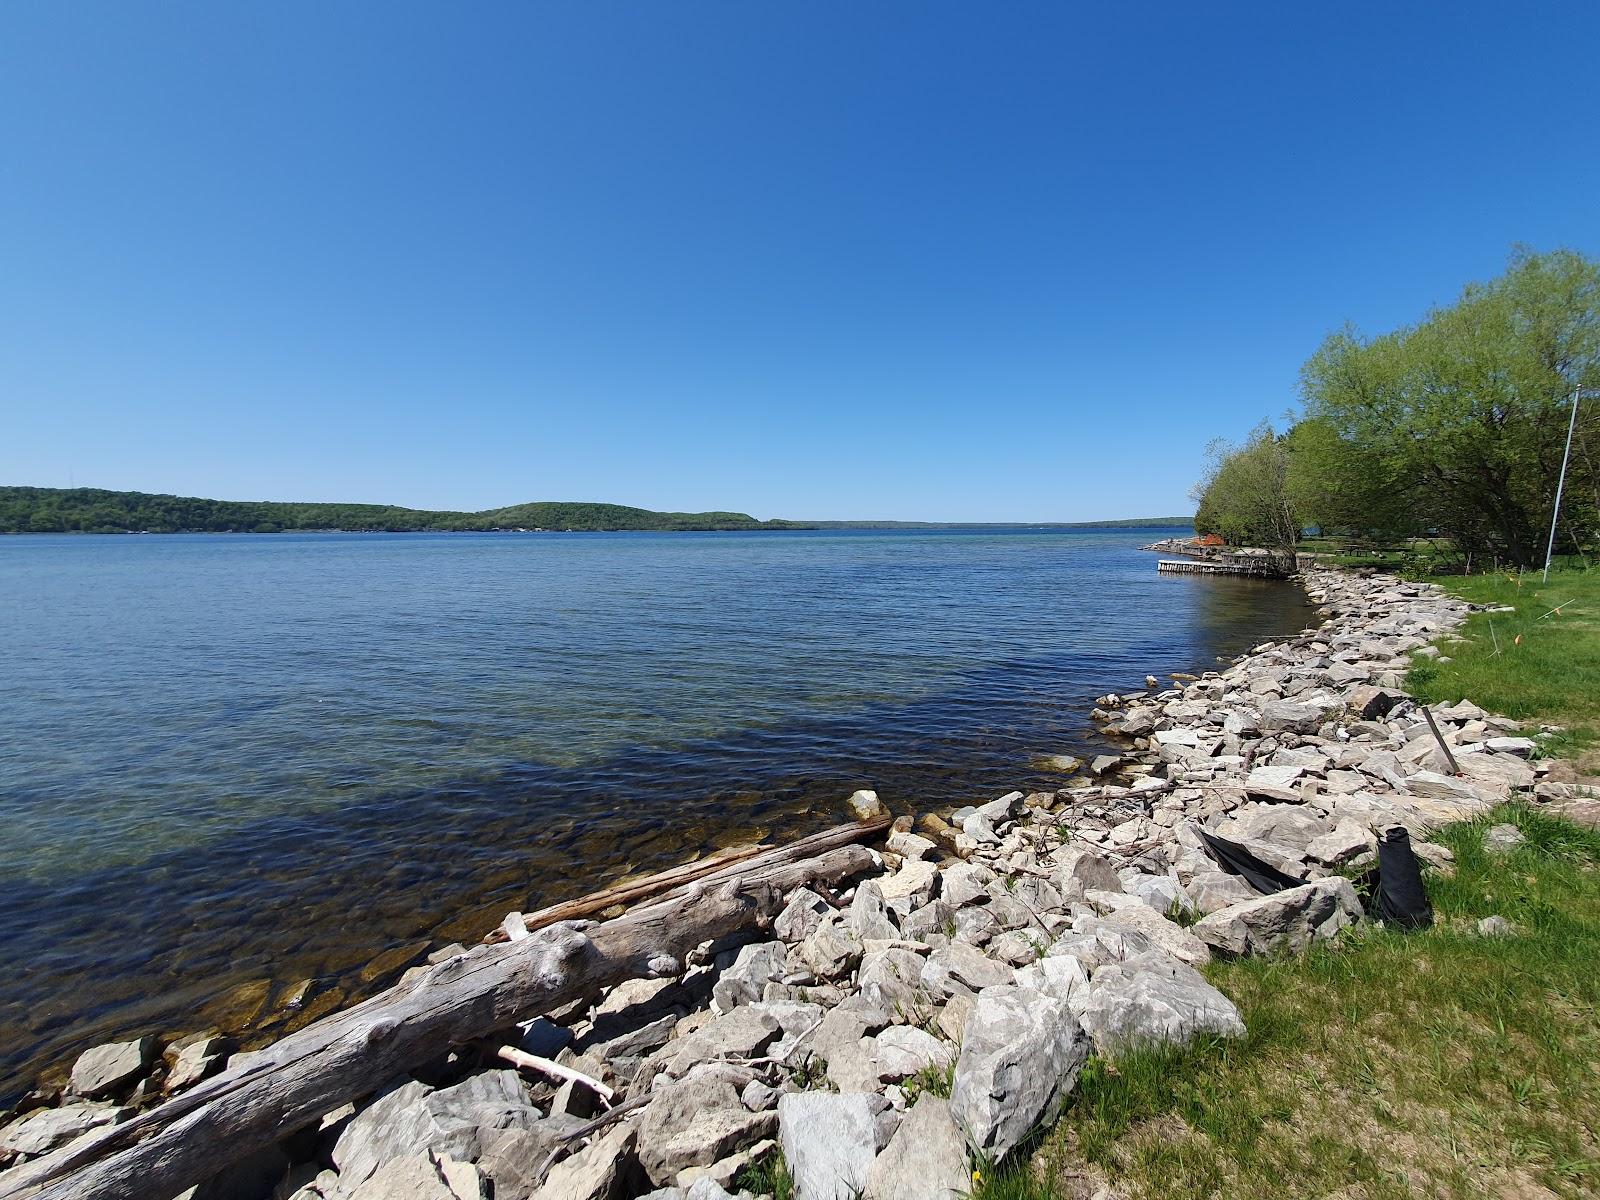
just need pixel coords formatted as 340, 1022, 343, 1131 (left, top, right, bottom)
1543, 385, 1582, 584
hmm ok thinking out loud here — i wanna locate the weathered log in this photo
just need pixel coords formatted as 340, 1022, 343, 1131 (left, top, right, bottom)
499, 815, 889, 939
0, 841, 877, 1200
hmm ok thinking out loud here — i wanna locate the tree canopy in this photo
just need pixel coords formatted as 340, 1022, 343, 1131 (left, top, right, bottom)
1194, 248, 1600, 568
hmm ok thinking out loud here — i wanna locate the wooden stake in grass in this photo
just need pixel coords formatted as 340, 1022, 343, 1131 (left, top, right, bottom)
1421, 706, 1462, 776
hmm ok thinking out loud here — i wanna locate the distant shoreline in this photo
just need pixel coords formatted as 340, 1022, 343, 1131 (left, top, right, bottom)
0, 485, 1191, 536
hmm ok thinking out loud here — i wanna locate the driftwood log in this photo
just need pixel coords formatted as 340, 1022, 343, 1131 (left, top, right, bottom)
497, 816, 888, 939
0, 828, 883, 1200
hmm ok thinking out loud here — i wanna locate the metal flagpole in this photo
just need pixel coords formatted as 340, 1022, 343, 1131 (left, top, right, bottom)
1543, 385, 1596, 583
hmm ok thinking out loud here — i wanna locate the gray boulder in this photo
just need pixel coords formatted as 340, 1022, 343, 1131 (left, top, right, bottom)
879, 858, 939, 907
847, 790, 886, 820
863, 1094, 970, 1200
1014, 954, 1090, 1009
948, 985, 1089, 1160
538, 1122, 636, 1200
774, 889, 832, 943
874, 1025, 954, 1081
1194, 877, 1363, 958
0, 1101, 127, 1157
165, 1034, 228, 1092
849, 880, 899, 942
1259, 699, 1328, 734
1185, 871, 1260, 915
1305, 821, 1374, 867
1076, 951, 1244, 1053
778, 1092, 884, 1200
941, 862, 996, 908
920, 941, 1015, 998
343, 1152, 485, 1200
70, 1035, 156, 1098
1125, 873, 1195, 917
638, 1069, 777, 1185
712, 941, 788, 1012
1080, 892, 1211, 967
1051, 849, 1122, 900
653, 1005, 781, 1078
794, 918, 863, 981
857, 947, 935, 1025
331, 1071, 546, 1188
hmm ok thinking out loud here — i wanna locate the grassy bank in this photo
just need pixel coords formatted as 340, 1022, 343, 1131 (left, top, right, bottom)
1015, 804, 1600, 1200
1404, 566, 1600, 766
979, 563, 1600, 1199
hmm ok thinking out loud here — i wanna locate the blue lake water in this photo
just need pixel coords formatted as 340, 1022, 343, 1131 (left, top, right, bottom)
0, 527, 1311, 1100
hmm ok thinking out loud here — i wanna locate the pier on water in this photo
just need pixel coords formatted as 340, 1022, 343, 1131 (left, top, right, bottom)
1157, 554, 1295, 579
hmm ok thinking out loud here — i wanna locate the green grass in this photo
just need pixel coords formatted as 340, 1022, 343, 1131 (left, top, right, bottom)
734, 1146, 794, 1200
1297, 535, 1463, 574
978, 804, 1600, 1200
1405, 565, 1600, 763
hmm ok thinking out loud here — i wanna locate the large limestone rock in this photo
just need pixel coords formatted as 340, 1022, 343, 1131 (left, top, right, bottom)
1193, 877, 1363, 958
948, 985, 1089, 1160
1185, 870, 1260, 915
849, 880, 899, 942
1075, 951, 1245, 1053
879, 858, 939, 907
0, 1101, 127, 1157
847, 790, 886, 820
1258, 698, 1331, 734
863, 1094, 970, 1200
1051, 849, 1123, 900
331, 1072, 552, 1189
69, 1035, 155, 1098
712, 941, 787, 1012
774, 889, 832, 943
920, 941, 1015, 998
1079, 892, 1211, 967
857, 948, 935, 1025
874, 1025, 954, 1081
344, 1152, 485, 1200
638, 1069, 777, 1185
1015, 954, 1090, 1010
778, 1092, 885, 1200
539, 1122, 637, 1200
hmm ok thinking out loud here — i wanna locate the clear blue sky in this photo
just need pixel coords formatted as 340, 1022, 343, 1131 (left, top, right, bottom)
3, 3, 1597, 521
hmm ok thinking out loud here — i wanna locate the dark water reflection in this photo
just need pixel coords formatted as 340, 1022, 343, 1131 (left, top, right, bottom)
0, 529, 1311, 1101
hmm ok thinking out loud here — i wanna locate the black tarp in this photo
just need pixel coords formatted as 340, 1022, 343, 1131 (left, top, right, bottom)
1195, 828, 1305, 896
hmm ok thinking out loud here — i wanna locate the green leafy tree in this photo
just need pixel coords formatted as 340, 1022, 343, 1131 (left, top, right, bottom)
1191, 421, 1298, 551
1298, 248, 1600, 567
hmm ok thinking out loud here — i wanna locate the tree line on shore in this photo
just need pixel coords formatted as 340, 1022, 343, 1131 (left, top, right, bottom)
1195, 248, 1600, 570
0, 489, 803, 534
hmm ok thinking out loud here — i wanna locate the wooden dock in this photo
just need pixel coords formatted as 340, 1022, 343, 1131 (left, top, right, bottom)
1158, 557, 1289, 578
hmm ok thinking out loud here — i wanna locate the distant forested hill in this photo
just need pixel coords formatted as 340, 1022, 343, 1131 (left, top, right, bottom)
0, 487, 802, 533
0, 486, 1190, 534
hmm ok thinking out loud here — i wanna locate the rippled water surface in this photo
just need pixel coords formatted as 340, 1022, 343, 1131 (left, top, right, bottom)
0, 528, 1311, 1100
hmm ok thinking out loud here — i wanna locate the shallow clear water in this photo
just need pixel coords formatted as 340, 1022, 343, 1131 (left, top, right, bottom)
0, 528, 1311, 1100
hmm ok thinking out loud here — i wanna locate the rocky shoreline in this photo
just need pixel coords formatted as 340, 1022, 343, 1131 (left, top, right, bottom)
1, 565, 1581, 1200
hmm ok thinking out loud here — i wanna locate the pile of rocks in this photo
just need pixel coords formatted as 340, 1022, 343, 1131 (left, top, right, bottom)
0, 567, 1571, 1200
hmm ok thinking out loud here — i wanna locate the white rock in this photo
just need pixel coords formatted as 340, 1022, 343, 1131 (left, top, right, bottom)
778, 1092, 884, 1200
948, 984, 1089, 1160
863, 1094, 969, 1200
1076, 950, 1244, 1053
1193, 878, 1363, 958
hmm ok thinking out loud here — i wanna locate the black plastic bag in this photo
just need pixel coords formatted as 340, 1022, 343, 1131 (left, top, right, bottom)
1196, 828, 1305, 896
1374, 825, 1433, 929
